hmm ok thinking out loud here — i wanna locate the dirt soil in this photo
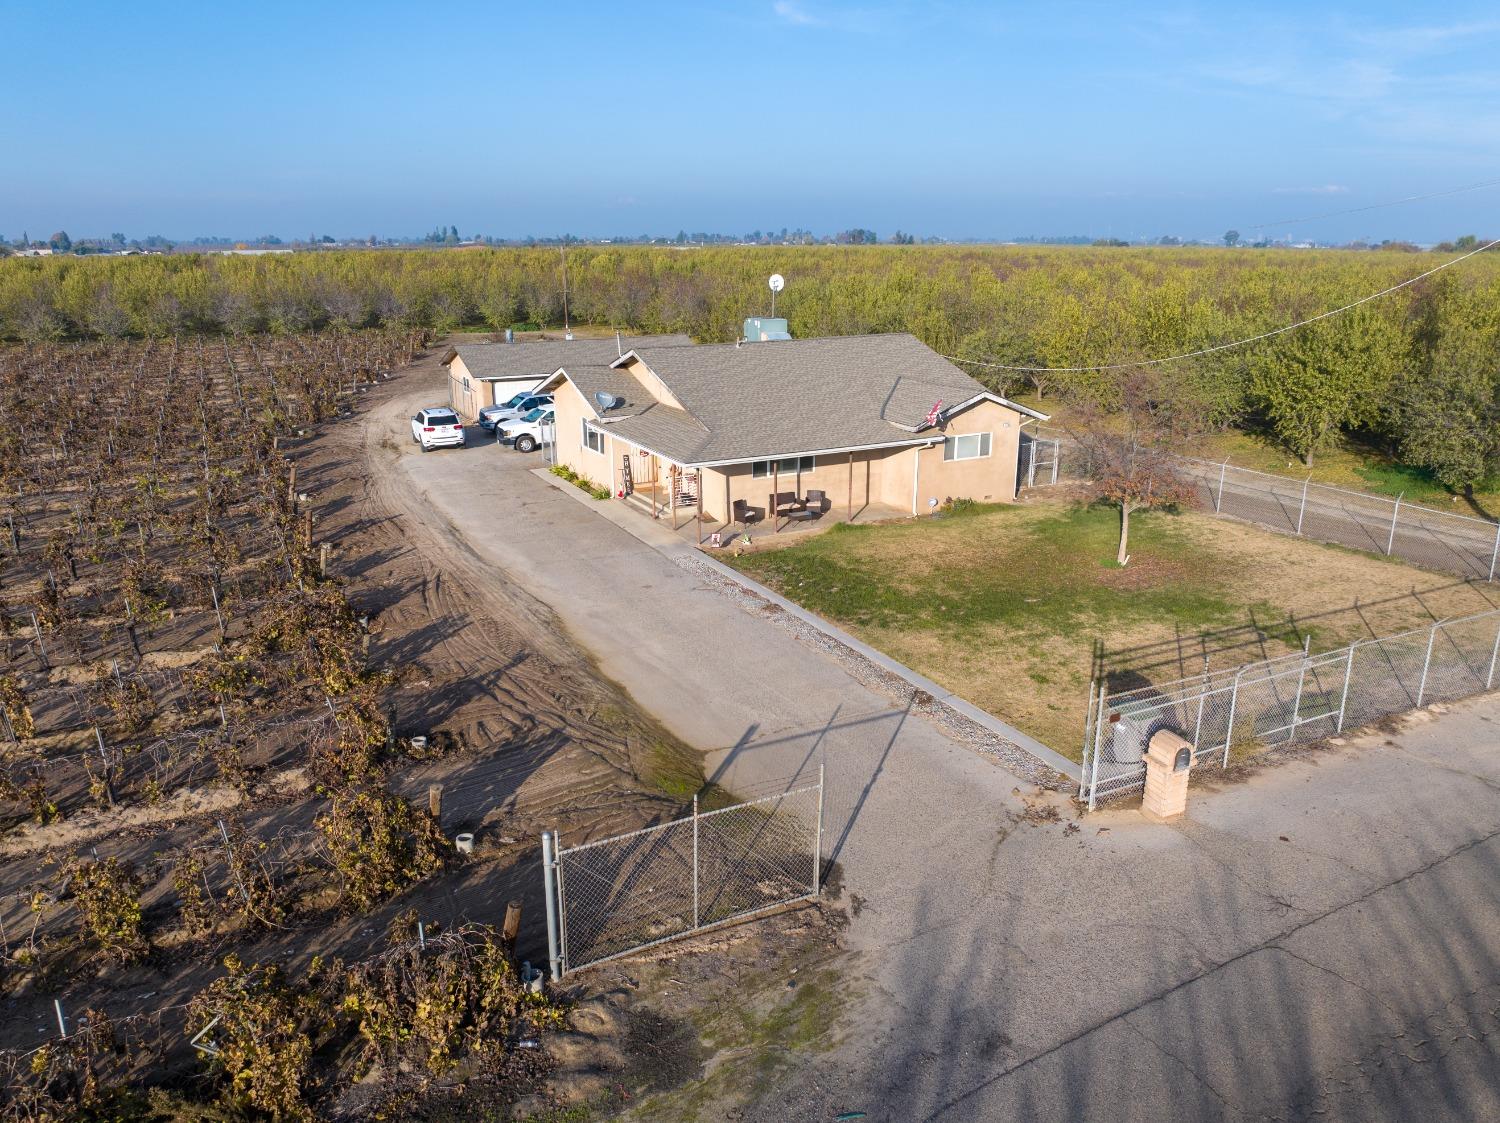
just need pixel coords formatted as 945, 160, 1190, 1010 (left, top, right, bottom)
0, 339, 715, 1057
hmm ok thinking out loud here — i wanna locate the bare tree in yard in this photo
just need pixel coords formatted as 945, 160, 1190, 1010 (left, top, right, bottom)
1066, 370, 1202, 566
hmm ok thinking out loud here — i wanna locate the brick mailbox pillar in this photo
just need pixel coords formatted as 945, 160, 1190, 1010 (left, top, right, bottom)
1142, 729, 1194, 823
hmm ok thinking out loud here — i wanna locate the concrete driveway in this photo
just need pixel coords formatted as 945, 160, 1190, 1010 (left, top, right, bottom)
382, 379, 1500, 1122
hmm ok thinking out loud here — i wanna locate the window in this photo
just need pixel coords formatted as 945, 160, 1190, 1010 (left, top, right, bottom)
751, 456, 815, 479
943, 432, 991, 461
427, 411, 458, 426
583, 420, 604, 454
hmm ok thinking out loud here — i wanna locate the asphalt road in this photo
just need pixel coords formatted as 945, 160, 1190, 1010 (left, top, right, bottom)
390, 388, 1500, 1122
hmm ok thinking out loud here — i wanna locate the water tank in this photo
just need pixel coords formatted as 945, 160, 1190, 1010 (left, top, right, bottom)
743, 316, 791, 342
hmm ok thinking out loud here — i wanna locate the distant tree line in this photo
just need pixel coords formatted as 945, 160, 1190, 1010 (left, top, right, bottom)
0, 243, 1496, 490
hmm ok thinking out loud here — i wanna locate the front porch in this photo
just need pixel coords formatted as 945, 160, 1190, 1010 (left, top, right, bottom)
619, 476, 911, 547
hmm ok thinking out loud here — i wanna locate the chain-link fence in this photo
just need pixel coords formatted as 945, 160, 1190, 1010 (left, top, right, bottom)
541, 771, 823, 976
1179, 457, 1500, 581
1029, 425, 1499, 582
1081, 607, 1500, 808
1017, 430, 1061, 492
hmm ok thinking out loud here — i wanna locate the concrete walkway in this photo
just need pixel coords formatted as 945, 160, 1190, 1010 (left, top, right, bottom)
387, 384, 1500, 1122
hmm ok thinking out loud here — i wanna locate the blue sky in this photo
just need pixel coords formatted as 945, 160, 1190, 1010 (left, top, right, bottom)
2, 1, 1497, 242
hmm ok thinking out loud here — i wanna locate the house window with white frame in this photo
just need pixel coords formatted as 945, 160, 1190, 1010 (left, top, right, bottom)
582, 420, 605, 454
943, 432, 991, 461
751, 455, 815, 479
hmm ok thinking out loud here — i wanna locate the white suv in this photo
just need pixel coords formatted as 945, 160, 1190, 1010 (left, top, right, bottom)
410, 408, 465, 451
497, 406, 555, 453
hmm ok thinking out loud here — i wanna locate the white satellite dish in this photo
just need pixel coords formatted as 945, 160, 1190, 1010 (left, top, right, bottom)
768, 273, 785, 293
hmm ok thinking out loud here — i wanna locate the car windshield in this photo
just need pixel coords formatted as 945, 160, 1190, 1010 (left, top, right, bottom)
504, 392, 528, 407
520, 407, 546, 422
428, 413, 458, 426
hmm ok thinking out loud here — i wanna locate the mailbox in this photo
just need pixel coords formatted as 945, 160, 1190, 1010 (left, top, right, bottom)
1143, 728, 1194, 823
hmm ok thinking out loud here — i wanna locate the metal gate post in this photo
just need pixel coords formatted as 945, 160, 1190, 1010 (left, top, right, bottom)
1222, 667, 1245, 768
541, 831, 562, 981
691, 795, 700, 927
1086, 683, 1106, 811
813, 762, 825, 896
1028, 441, 1038, 489
1335, 643, 1356, 732
1487, 619, 1500, 690
1215, 459, 1228, 513
1489, 521, 1499, 583
1286, 634, 1311, 743
1191, 660, 1209, 748
1296, 476, 1310, 536
1386, 494, 1402, 556
1416, 623, 1437, 707
1051, 440, 1060, 484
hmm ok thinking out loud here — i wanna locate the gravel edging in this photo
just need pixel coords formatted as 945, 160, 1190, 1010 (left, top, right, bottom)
670, 550, 1074, 791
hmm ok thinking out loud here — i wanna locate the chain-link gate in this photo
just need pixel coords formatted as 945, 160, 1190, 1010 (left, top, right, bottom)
1081, 607, 1500, 808
1017, 431, 1061, 492
539, 771, 823, 977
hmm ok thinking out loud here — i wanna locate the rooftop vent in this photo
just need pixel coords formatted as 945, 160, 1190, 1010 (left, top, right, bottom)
743, 316, 791, 342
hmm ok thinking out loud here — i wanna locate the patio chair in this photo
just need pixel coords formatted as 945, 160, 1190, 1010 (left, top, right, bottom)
732, 499, 760, 526
804, 489, 828, 516
770, 491, 801, 516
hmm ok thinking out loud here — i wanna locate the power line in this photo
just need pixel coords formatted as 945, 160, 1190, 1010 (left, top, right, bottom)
944, 235, 1500, 374
1245, 176, 1500, 232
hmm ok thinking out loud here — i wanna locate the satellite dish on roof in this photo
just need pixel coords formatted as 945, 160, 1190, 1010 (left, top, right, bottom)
594, 391, 625, 412
768, 273, 785, 317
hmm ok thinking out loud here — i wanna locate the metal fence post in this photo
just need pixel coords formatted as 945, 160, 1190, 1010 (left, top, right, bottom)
1335, 643, 1356, 732
1086, 683, 1106, 812
1222, 667, 1245, 768
541, 831, 562, 981
813, 762, 825, 896
1387, 493, 1402, 556
1489, 521, 1500, 583
1296, 476, 1310, 536
1286, 634, 1311, 743
1051, 439, 1060, 484
1191, 660, 1209, 748
691, 795, 700, 927
1487, 619, 1500, 690
1416, 622, 1437, 707
1215, 459, 1228, 513
1027, 440, 1038, 488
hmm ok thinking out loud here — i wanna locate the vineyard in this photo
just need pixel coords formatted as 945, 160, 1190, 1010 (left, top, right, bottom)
0, 329, 684, 1118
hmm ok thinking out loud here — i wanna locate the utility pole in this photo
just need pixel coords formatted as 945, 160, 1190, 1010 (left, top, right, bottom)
560, 246, 572, 340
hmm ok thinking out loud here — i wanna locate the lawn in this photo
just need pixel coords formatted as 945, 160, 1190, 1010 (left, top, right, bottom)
727, 498, 1499, 758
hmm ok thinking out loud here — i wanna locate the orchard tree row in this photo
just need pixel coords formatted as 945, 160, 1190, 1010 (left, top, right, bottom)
2, 244, 1497, 488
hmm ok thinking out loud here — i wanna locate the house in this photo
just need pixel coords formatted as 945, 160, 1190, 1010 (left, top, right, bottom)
537, 332, 1049, 532
439, 334, 693, 420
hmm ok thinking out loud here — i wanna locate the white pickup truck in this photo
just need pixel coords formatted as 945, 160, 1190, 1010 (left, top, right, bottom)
497, 406, 556, 453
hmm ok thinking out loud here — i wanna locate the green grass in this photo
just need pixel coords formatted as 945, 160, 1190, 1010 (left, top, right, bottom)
734, 503, 1239, 638
723, 497, 1497, 756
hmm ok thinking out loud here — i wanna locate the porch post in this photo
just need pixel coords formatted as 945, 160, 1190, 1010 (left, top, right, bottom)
847, 451, 854, 521
671, 466, 680, 531
696, 471, 704, 544
773, 463, 780, 533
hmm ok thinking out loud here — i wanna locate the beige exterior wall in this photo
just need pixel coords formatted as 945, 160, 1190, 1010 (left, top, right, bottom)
446, 355, 486, 420
904, 398, 1023, 512
547, 379, 1027, 523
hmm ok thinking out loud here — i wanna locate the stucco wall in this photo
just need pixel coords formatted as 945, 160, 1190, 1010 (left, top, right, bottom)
907, 398, 1023, 511
446, 355, 484, 420
549, 379, 618, 494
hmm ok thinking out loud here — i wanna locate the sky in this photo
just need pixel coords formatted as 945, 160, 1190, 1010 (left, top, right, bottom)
2, 1, 1498, 243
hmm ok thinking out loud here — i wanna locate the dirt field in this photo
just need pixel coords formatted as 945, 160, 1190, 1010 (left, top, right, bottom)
728, 493, 1499, 756
0, 335, 733, 1116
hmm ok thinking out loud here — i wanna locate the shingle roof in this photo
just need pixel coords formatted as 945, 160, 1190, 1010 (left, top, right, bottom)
606, 333, 1031, 464
443, 334, 693, 381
